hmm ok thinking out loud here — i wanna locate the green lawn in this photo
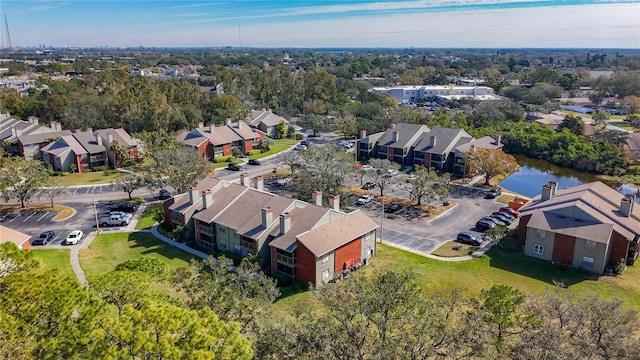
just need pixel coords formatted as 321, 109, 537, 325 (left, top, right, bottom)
53, 171, 122, 186
136, 203, 164, 229
31, 249, 75, 279
79, 232, 199, 278
274, 243, 640, 312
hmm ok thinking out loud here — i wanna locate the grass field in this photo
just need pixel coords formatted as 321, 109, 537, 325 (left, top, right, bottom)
135, 203, 164, 229
79, 232, 199, 278
274, 242, 640, 312
432, 241, 478, 257
31, 249, 75, 279
53, 171, 122, 186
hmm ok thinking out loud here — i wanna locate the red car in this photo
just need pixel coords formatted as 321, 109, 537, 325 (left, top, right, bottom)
499, 207, 520, 217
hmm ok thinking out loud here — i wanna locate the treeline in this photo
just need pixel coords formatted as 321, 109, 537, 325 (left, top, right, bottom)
2, 243, 638, 360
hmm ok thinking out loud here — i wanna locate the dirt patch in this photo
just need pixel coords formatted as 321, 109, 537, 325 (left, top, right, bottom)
432, 241, 478, 257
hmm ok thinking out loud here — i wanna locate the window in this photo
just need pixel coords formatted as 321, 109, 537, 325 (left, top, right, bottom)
234, 244, 241, 252
365, 247, 373, 257
582, 256, 594, 269
322, 269, 330, 281
322, 255, 329, 263
585, 240, 596, 250
535, 229, 546, 239
533, 244, 544, 255
364, 232, 372, 241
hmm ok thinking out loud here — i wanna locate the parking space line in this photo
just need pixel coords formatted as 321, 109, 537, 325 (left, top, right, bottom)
23, 212, 37, 222
86, 187, 92, 194
37, 212, 50, 221
0, 213, 9, 221
33, 190, 42, 197
8, 213, 21, 222
72, 187, 79, 195
99, 186, 103, 193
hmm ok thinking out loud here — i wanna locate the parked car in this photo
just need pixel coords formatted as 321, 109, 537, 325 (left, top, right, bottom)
275, 178, 292, 186
386, 169, 399, 176
109, 204, 137, 214
491, 213, 513, 225
485, 187, 502, 199
300, 140, 310, 146
492, 211, 515, 221
158, 189, 171, 200
294, 144, 307, 151
227, 163, 242, 171
456, 231, 482, 246
247, 159, 262, 166
475, 220, 496, 232
361, 165, 374, 171
100, 214, 131, 227
361, 182, 376, 190
356, 194, 374, 205
499, 207, 520, 217
65, 230, 83, 245
481, 216, 506, 226
384, 203, 404, 213
32, 231, 55, 245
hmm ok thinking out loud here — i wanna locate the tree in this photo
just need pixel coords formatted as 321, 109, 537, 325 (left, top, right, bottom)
591, 109, 609, 128
298, 114, 326, 137
557, 114, 585, 136
368, 158, 401, 197
621, 95, 640, 115
212, 94, 249, 121
172, 256, 279, 333
468, 148, 519, 186
293, 145, 355, 204
113, 172, 147, 200
0, 242, 41, 279
275, 120, 288, 139
94, 301, 253, 360
611, 131, 630, 148
38, 183, 69, 208
109, 139, 129, 168
148, 148, 211, 193
276, 150, 301, 178
89, 270, 156, 316
404, 166, 452, 205
333, 113, 358, 139
3, 158, 49, 207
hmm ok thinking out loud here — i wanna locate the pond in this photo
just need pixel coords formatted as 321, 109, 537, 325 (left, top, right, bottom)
499, 156, 598, 198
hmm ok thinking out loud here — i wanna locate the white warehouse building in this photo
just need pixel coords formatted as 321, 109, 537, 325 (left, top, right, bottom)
371, 85, 501, 104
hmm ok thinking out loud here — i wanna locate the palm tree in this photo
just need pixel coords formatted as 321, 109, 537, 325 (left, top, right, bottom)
110, 140, 129, 168
612, 131, 630, 149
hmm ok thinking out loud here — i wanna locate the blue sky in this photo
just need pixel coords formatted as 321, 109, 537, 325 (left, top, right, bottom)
2, 1, 639, 48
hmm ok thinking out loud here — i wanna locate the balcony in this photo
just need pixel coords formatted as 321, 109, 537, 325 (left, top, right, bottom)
276, 253, 296, 266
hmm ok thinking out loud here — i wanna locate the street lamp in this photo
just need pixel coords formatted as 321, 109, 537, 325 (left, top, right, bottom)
92, 188, 100, 233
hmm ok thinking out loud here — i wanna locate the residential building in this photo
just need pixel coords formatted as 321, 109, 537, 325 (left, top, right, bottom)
592, 130, 640, 163
0, 225, 31, 250
371, 85, 499, 104
517, 181, 640, 274
164, 176, 378, 286
95, 128, 140, 167
357, 122, 503, 174
453, 135, 504, 175
0, 116, 70, 159
247, 109, 289, 138
41, 131, 107, 172
178, 120, 262, 160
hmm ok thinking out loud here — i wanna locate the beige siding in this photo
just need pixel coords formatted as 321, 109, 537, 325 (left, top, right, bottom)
216, 224, 232, 251
572, 237, 610, 274
315, 252, 335, 285
361, 230, 377, 260
524, 227, 554, 261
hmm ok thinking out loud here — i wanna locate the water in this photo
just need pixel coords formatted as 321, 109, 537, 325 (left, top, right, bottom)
499, 156, 598, 198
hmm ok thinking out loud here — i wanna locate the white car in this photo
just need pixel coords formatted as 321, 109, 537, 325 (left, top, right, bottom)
356, 194, 374, 205
293, 144, 307, 151
65, 230, 83, 245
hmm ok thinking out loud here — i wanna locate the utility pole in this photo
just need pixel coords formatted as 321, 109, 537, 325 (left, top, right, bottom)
92, 188, 100, 233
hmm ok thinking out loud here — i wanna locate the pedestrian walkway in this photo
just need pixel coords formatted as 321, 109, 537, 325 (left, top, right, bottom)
149, 225, 208, 259
380, 239, 496, 261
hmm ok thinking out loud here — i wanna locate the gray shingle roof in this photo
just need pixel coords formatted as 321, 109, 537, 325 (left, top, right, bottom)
413, 126, 472, 154
269, 203, 332, 252
377, 123, 429, 150
72, 131, 106, 154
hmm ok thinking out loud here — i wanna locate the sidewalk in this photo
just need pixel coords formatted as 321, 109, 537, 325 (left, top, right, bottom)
380, 239, 496, 262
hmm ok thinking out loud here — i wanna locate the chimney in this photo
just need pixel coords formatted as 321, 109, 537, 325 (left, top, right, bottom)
279, 212, 292, 235
209, 124, 215, 133
429, 136, 436, 147
56, 122, 62, 131
188, 186, 199, 204
312, 190, 323, 206
541, 183, 553, 201
261, 207, 273, 228
10, 126, 19, 137
253, 176, 264, 191
620, 194, 635, 217
202, 189, 213, 209
96, 135, 102, 146
359, 130, 367, 139
494, 135, 502, 146
549, 181, 558, 197
237, 121, 243, 129
240, 173, 250, 187
50, 121, 57, 130
108, 133, 113, 146
392, 131, 399, 142
225, 118, 232, 126
86, 127, 93, 133
469, 144, 476, 153
329, 194, 340, 210
197, 121, 204, 128
28, 116, 38, 125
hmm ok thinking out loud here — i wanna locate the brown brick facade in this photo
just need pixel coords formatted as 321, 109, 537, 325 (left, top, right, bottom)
609, 231, 630, 265
334, 237, 362, 273
517, 214, 531, 245
552, 233, 576, 265
295, 241, 316, 285
162, 198, 175, 227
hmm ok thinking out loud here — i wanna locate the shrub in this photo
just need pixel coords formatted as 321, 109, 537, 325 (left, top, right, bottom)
93, 165, 108, 172
260, 147, 270, 153
103, 169, 119, 176
218, 251, 243, 266
213, 155, 234, 163
121, 160, 137, 167
272, 272, 293, 287
614, 258, 627, 274
247, 149, 262, 156
60, 171, 70, 176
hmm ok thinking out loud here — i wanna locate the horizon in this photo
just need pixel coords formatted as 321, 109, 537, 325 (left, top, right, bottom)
2, 1, 639, 49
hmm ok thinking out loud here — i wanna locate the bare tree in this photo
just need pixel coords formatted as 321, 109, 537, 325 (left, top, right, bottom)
276, 150, 302, 178
404, 166, 452, 205
368, 158, 401, 197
